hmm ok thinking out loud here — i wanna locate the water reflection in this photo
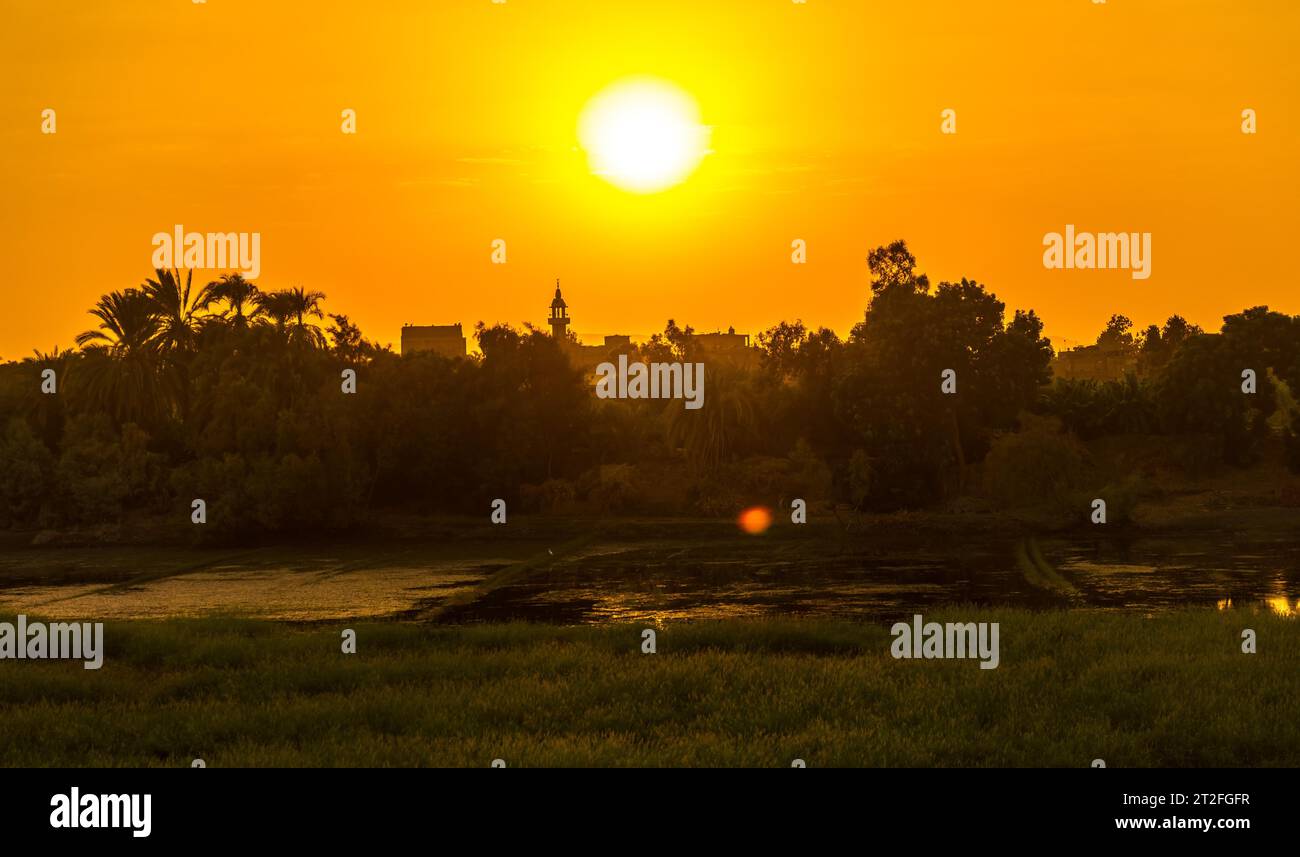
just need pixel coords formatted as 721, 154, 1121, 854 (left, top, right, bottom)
1266, 596, 1297, 617
1218, 596, 1298, 616
0, 534, 1297, 624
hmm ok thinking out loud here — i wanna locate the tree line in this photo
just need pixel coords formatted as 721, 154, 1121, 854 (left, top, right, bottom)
0, 241, 1296, 539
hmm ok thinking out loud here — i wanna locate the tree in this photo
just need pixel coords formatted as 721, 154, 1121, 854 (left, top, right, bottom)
1154, 333, 1269, 465
665, 364, 756, 472
642, 319, 695, 362
73, 289, 163, 425
867, 240, 930, 294
1096, 313, 1135, 350
757, 320, 808, 377
1137, 314, 1202, 374
327, 313, 378, 362
75, 289, 158, 355
143, 268, 210, 354
838, 245, 1053, 507
141, 268, 214, 423
257, 287, 327, 347
203, 274, 263, 329
21, 347, 72, 448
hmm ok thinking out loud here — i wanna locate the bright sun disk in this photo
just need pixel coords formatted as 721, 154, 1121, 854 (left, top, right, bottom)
578, 77, 710, 194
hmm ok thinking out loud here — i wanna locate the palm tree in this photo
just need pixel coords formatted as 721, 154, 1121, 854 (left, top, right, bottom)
285, 286, 327, 347
74, 289, 162, 425
255, 289, 293, 331
75, 289, 159, 355
22, 346, 72, 446
141, 268, 214, 422
25, 345, 70, 372
665, 365, 756, 472
142, 268, 210, 353
202, 273, 262, 329
259, 286, 327, 347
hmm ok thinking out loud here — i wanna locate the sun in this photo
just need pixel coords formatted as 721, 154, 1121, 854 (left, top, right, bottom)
578, 77, 710, 194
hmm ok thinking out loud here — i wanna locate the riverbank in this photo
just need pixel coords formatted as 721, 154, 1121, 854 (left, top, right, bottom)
1, 610, 1296, 767
4, 466, 1298, 550
0, 508, 1295, 557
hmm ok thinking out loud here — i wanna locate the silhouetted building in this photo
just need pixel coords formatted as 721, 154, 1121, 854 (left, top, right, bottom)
1051, 342, 1136, 381
542, 283, 754, 373
401, 323, 467, 358
545, 284, 633, 381
549, 281, 570, 339
693, 327, 750, 353
691, 327, 756, 368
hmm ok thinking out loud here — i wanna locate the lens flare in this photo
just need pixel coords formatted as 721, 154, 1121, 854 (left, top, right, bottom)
738, 506, 774, 535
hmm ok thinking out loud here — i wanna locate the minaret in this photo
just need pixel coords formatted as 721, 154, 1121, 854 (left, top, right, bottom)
549, 279, 570, 339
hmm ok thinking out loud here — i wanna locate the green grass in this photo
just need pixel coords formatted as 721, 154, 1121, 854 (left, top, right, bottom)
1, 609, 1297, 767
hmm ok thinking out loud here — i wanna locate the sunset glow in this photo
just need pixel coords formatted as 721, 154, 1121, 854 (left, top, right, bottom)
3, 0, 1297, 356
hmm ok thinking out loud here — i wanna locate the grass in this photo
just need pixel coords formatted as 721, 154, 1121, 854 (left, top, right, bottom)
1, 609, 1297, 767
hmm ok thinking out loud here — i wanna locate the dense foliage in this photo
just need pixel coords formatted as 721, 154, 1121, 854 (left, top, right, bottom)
1, 244, 1297, 537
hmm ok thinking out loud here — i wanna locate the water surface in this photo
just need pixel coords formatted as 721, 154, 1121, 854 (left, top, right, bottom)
0, 533, 1296, 623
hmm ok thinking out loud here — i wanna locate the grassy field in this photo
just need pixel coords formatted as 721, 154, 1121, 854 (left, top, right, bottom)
1, 609, 1297, 767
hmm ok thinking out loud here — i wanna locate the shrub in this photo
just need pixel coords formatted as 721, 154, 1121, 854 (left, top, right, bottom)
0, 419, 53, 527
587, 464, 636, 515
982, 415, 1087, 511
520, 479, 577, 514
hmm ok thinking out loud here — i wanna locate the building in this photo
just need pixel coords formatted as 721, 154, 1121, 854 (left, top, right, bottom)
545, 282, 754, 372
398, 284, 754, 368
690, 327, 756, 368
1051, 341, 1136, 381
547, 283, 637, 384
693, 327, 750, 353
564, 334, 636, 368
548, 281, 570, 339
401, 323, 467, 358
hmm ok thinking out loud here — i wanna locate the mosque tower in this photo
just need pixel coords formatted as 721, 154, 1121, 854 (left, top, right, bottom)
549, 279, 570, 339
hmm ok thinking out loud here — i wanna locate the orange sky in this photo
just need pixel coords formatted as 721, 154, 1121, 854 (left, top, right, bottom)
1, 0, 1297, 357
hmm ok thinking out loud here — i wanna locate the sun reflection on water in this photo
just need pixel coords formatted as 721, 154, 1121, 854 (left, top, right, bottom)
1217, 595, 1296, 616
1266, 596, 1296, 617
